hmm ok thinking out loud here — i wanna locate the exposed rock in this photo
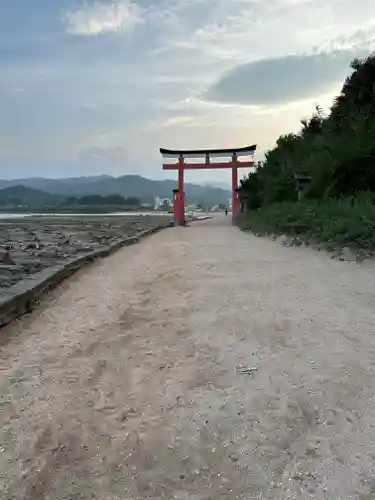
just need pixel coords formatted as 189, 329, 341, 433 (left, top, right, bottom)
329, 249, 342, 259
339, 246, 357, 262
291, 236, 303, 247
312, 243, 325, 252
0, 249, 15, 265
278, 234, 288, 245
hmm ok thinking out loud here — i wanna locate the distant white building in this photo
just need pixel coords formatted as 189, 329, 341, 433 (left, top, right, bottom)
186, 204, 197, 213
154, 197, 173, 211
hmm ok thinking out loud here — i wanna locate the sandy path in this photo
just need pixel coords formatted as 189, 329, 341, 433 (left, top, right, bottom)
1, 216, 375, 499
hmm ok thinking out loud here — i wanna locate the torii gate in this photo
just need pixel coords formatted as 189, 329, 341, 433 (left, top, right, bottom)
160, 145, 256, 224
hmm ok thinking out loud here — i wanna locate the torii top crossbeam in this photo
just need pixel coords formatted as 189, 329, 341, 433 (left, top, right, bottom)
160, 144, 256, 169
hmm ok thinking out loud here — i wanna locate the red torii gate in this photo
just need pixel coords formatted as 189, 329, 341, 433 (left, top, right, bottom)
160, 145, 256, 224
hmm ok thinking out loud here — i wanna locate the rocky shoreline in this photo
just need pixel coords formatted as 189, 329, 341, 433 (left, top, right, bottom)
0, 215, 172, 295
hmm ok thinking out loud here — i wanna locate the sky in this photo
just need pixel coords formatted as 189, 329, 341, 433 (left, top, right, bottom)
1, 0, 375, 184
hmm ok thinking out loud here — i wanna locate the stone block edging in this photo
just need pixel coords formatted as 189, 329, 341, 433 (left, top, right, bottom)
0, 221, 174, 329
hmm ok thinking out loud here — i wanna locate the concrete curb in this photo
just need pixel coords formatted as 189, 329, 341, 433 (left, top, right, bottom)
0, 221, 174, 329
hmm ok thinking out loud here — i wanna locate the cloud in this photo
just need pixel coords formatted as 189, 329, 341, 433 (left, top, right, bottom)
78, 146, 130, 166
203, 49, 362, 106
161, 116, 196, 128
63, 0, 143, 36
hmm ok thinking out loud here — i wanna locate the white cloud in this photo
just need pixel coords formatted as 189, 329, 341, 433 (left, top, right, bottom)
152, 0, 375, 65
78, 145, 130, 165
64, 0, 143, 36
161, 116, 196, 128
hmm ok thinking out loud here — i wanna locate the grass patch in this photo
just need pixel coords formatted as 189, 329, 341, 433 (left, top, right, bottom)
237, 196, 375, 252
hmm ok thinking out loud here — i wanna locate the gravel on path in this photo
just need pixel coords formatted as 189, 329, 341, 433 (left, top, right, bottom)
1, 215, 375, 499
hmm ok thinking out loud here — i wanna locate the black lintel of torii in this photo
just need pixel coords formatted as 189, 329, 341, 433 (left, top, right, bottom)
159, 144, 257, 158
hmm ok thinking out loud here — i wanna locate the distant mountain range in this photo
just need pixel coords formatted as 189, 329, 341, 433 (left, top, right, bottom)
204, 181, 232, 191
0, 185, 65, 206
0, 175, 231, 205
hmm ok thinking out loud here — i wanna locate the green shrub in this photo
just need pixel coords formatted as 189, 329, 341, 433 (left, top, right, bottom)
238, 196, 375, 250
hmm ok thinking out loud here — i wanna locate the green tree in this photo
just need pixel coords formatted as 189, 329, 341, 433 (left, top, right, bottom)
78, 195, 104, 205
124, 197, 141, 206
104, 194, 126, 205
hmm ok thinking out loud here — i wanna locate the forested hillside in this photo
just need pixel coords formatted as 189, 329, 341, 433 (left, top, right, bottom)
0, 175, 230, 206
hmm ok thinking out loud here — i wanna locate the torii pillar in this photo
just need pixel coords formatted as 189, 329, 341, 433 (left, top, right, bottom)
231, 153, 241, 218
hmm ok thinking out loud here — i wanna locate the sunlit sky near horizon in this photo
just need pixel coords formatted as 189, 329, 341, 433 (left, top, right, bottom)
1, 0, 375, 184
